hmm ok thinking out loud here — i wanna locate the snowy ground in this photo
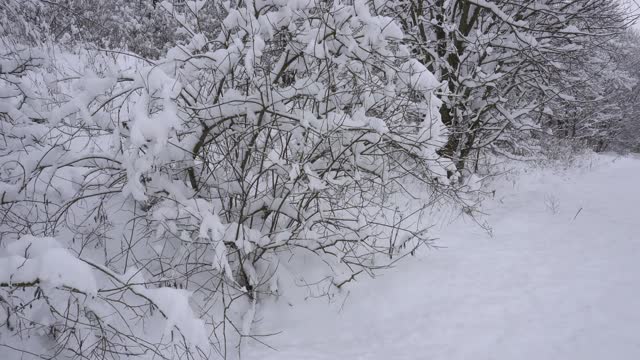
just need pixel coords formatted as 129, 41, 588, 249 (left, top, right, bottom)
246, 154, 640, 360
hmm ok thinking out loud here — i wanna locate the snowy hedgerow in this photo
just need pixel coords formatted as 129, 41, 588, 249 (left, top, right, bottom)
0, 0, 463, 358
4, 0, 635, 358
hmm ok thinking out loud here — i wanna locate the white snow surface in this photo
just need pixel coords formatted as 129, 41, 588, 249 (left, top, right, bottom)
246, 154, 640, 360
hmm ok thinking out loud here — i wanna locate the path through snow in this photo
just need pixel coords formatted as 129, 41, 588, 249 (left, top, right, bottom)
246, 155, 640, 360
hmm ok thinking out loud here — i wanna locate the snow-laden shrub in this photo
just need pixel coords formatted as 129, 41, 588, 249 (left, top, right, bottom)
0, 1, 466, 358
1, 0, 180, 58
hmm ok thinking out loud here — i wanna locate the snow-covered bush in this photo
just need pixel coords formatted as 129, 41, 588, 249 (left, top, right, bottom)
0, 0, 465, 358
2, 0, 180, 58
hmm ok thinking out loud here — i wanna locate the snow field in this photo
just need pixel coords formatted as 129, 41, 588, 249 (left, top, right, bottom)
246, 154, 640, 360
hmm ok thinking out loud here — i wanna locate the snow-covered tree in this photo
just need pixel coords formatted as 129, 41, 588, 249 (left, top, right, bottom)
388, 0, 631, 173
